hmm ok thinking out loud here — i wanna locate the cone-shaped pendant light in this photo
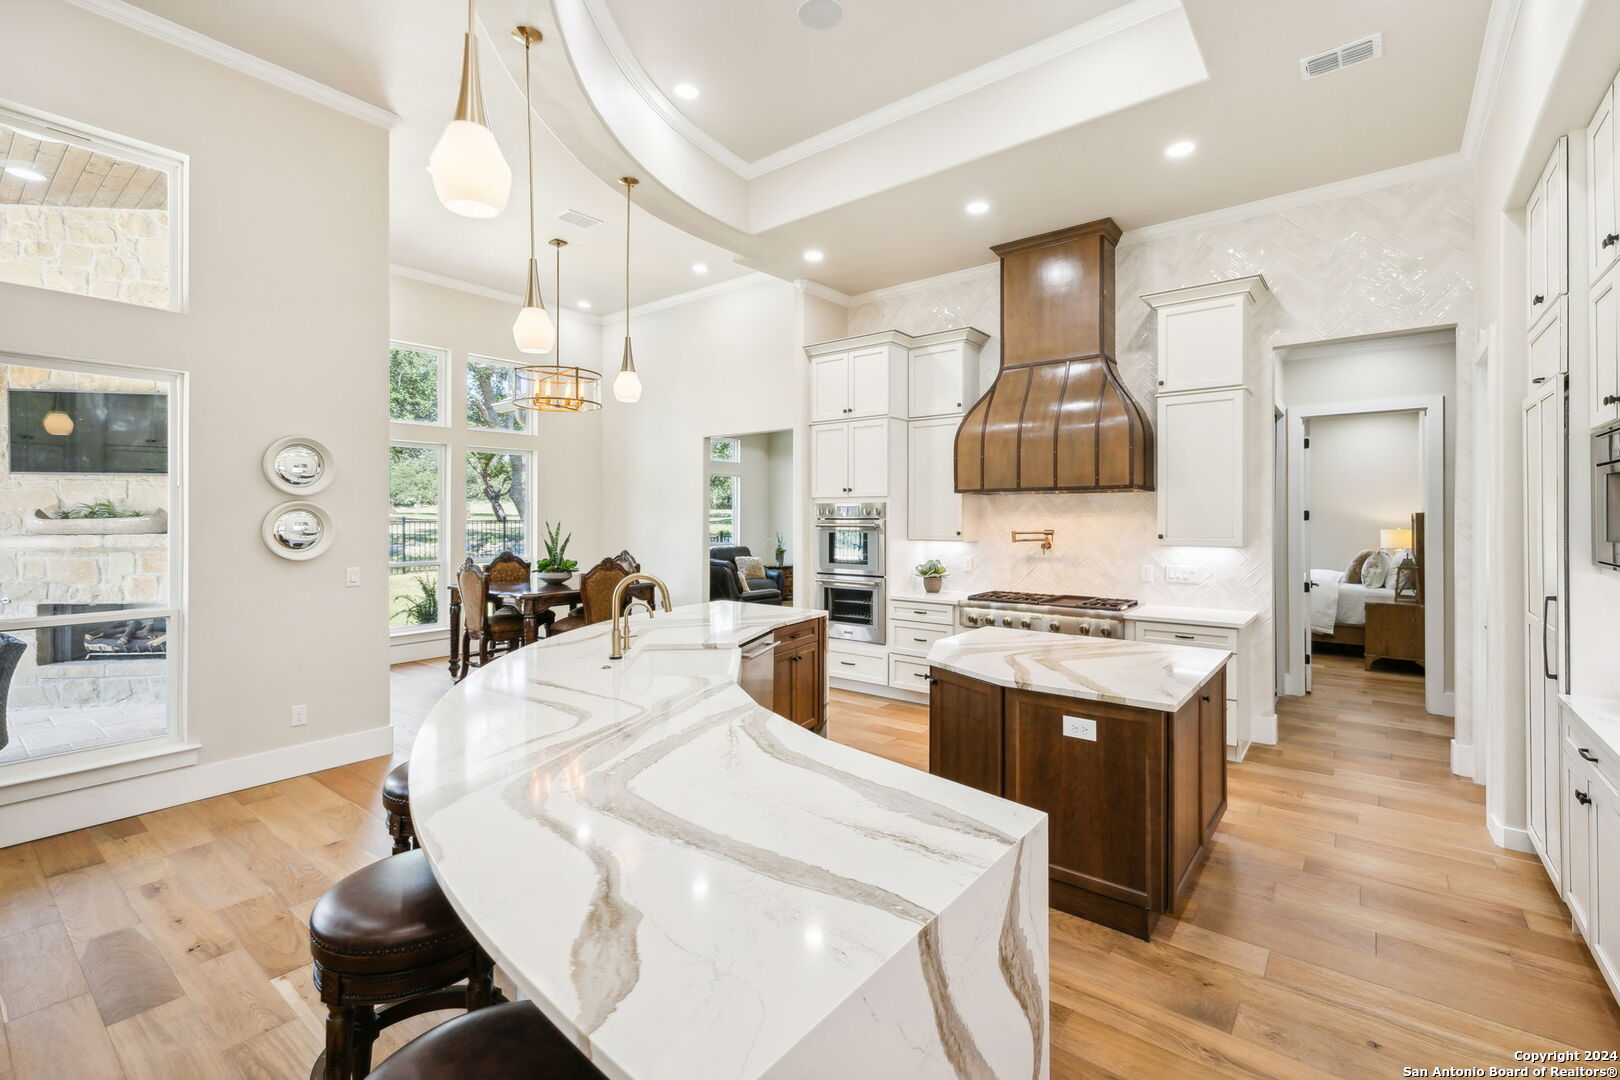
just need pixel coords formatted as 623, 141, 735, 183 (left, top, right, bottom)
429, 0, 511, 218
613, 176, 643, 403
511, 26, 556, 354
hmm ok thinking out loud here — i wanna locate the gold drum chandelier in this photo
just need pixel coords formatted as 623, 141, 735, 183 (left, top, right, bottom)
514, 237, 602, 412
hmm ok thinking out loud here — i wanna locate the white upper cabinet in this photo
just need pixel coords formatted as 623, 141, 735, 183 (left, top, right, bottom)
1529, 297, 1568, 387
908, 417, 974, 540
810, 423, 852, 498
1142, 276, 1268, 394
1157, 389, 1245, 547
846, 419, 890, 497
907, 329, 989, 418
1593, 271, 1620, 429
812, 420, 893, 498
806, 338, 908, 422
1528, 137, 1569, 331
1589, 86, 1619, 285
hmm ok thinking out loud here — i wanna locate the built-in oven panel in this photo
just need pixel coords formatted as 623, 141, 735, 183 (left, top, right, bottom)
817, 576, 886, 645
1596, 428, 1620, 570
815, 522, 883, 577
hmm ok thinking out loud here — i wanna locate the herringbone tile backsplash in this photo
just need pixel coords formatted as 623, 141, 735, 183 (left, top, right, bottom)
851, 171, 1475, 733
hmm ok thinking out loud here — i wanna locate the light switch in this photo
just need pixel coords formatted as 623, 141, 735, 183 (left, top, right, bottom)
1140, 565, 1154, 583
1062, 715, 1097, 741
1165, 565, 1198, 584
345, 567, 360, 587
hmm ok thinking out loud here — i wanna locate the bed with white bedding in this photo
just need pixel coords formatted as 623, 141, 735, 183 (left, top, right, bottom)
1309, 569, 1397, 641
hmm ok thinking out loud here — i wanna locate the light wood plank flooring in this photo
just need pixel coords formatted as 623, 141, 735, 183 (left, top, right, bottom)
0, 653, 1615, 1078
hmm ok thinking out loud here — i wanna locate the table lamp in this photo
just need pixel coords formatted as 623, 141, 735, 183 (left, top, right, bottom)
1381, 526, 1418, 599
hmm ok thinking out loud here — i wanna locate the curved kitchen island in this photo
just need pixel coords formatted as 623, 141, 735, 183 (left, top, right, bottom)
409, 601, 1049, 1080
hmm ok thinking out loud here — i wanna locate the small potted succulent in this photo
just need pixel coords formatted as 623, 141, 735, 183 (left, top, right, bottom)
535, 521, 578, 583
915, 558, 949, 594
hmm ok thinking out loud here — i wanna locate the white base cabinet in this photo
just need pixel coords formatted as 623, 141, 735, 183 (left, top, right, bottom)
1556, 700, 1620, 1005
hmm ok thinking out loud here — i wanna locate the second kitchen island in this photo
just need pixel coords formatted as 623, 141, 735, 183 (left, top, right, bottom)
927, 626, 1229, 939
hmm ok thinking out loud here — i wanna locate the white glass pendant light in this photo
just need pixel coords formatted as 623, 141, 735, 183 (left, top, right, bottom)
513, 238, 603, 413
429, 0, 512, 218
511, 26, 556, 353
613, 176, 642, 403
42, 392, 74, 436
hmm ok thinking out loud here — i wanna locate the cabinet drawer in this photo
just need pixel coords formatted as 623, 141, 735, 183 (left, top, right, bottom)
1134, 621, 1238, 651
888, 599, 955, 627
775, 620, 819, 649
890, 656, 934, 693
890, 622, 950, 657
1564, 713, 1620, 801
828, 648, 886, 684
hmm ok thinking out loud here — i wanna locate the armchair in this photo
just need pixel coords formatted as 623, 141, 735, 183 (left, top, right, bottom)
709, 545, 784, 604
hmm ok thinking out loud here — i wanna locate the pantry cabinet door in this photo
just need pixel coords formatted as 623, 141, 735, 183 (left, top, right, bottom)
1589, 87, 1618, 284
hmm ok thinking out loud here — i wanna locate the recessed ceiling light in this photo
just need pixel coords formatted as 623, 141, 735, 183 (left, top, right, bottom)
1164, 140, 1197, 160
3, 163, 46, 183
965, 199, 990, 216
673, 82, 700, 101
798, 0, 842, 30
576, 299, 592, 310
691, 262, 709, 274
803, 249, 824, 263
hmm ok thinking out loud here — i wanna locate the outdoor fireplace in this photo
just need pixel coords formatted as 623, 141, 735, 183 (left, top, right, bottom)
37, 604, 167, 665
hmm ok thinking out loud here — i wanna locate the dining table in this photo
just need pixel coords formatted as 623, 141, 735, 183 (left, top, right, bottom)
445, 575, 652, 679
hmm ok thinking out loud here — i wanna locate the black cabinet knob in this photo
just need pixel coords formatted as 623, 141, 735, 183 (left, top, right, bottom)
1532, 294, 1545, 305
1577, 789, 1592, 806
1604, 233, 1619, 248
1201, 694, 1211, 702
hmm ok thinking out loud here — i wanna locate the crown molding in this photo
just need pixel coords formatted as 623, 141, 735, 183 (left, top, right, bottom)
803, 325, 991, 357
1275, 326, 1457, 360
1141, 274, 1270, 310
794, 279, 851, 307
61, 0, 399, 130
1118, 152, 1471, 245
1461, 0, 1523, 161
847, 261, 999, 307
578, 0, 1180, 181
389, 264, 607, 325
602, 271, 777, 323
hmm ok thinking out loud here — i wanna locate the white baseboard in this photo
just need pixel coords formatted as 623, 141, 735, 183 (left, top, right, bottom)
1487, 812, 1535, 854
0, 724, 395, 848
830, 678, 925, 704
390, 637, 452, 664
1450, 739, 1478, 780
1250, 712, 1278, 745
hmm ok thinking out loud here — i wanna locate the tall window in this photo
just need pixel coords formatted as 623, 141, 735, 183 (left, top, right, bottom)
0, 353, 180, 766
709, 474, 739, 545
466, 355, 526, 432
466, 449, 530, 561
0, 104, 185, 312
389, 444, 444, 628
390, 343, 445, 425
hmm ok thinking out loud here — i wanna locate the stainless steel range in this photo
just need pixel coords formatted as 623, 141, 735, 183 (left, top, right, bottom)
959, 591, 1138, 638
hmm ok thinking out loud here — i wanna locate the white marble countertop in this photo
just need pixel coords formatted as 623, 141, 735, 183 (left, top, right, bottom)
889, 587, 970, 604
1559, 695, 1620, 758
1124, 604, 1259, 629
410, 601, 1049, 1080
928, 626, 1230, 711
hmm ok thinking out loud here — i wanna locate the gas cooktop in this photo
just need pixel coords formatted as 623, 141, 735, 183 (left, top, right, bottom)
966, 591, 1139, 612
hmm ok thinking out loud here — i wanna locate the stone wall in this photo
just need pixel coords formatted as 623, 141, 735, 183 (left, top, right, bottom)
0, 205, 171, 309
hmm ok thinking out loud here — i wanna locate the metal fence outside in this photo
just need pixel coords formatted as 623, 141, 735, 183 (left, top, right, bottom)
389, 515, 527, 568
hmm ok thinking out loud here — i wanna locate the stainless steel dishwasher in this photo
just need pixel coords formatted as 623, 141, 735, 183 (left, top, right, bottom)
738, 633, 776, 710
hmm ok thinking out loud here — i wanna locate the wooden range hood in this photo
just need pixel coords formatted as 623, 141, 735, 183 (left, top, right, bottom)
955, 218, 1154, 493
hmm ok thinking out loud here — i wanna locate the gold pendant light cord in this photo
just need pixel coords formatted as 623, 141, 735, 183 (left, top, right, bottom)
554, 239, 562, 365
624, 179, 631, 335
525, 36, 535, 267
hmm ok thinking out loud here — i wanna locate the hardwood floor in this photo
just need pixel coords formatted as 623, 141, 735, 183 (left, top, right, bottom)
0, 652, 1615, 1078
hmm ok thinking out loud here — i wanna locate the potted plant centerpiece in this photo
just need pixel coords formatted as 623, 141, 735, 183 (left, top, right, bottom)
915, 558, 948, 594
536, 521, 579, 583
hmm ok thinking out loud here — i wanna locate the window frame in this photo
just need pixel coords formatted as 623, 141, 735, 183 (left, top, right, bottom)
388, 340, 449, 429
0, 102, 188, 314
708, 473, 740, 547
464, 354, 529, 434
388, 440, 448, 635
463, 445, 534, 566
709, 437, 742, 463
0, 348, 189, 783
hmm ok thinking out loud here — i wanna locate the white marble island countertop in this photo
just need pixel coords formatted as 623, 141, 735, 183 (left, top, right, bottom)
410, 601, 1049, 1080
928, 626, 1231, 711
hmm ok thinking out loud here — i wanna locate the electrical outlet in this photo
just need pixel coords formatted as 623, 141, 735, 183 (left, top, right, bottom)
1165, 565, 1199, 584
1062, 715, 1097, 741
345, 567, 360, 587
291, 704, 308, 727
1140, 565, 1154, 583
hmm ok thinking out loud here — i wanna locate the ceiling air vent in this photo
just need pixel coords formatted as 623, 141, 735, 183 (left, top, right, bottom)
1300, 33, 1381, 80
556, 208, 602, 229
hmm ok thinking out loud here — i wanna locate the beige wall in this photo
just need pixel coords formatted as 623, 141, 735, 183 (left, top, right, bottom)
1303, 412, 1424, 572
0, 0, 390, 834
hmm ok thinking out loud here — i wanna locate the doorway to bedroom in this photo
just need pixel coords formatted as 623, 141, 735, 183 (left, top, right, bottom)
1275, 329, 1456, 726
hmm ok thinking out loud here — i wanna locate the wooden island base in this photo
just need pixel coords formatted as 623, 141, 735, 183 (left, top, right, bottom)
929, 666, 1227, 939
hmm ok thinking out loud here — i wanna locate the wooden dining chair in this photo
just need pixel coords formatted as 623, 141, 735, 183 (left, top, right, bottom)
457, 558, 524, 680
547, 558, 630, 636
484, 551, 530, 614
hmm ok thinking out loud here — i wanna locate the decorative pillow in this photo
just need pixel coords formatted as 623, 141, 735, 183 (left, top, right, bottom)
1360, 550, 1392, 589
1345, 549, 1375, 584
735, 556, 767, 581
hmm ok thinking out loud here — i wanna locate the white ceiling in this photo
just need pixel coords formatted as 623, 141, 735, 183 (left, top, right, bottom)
108, 0, 1490, 305
596, 0, 1128, 164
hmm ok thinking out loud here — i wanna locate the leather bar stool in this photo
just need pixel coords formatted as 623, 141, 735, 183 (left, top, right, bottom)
382, 761, 414, 854
366, 1002, 606, 1080
309, 850, 502, 1080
